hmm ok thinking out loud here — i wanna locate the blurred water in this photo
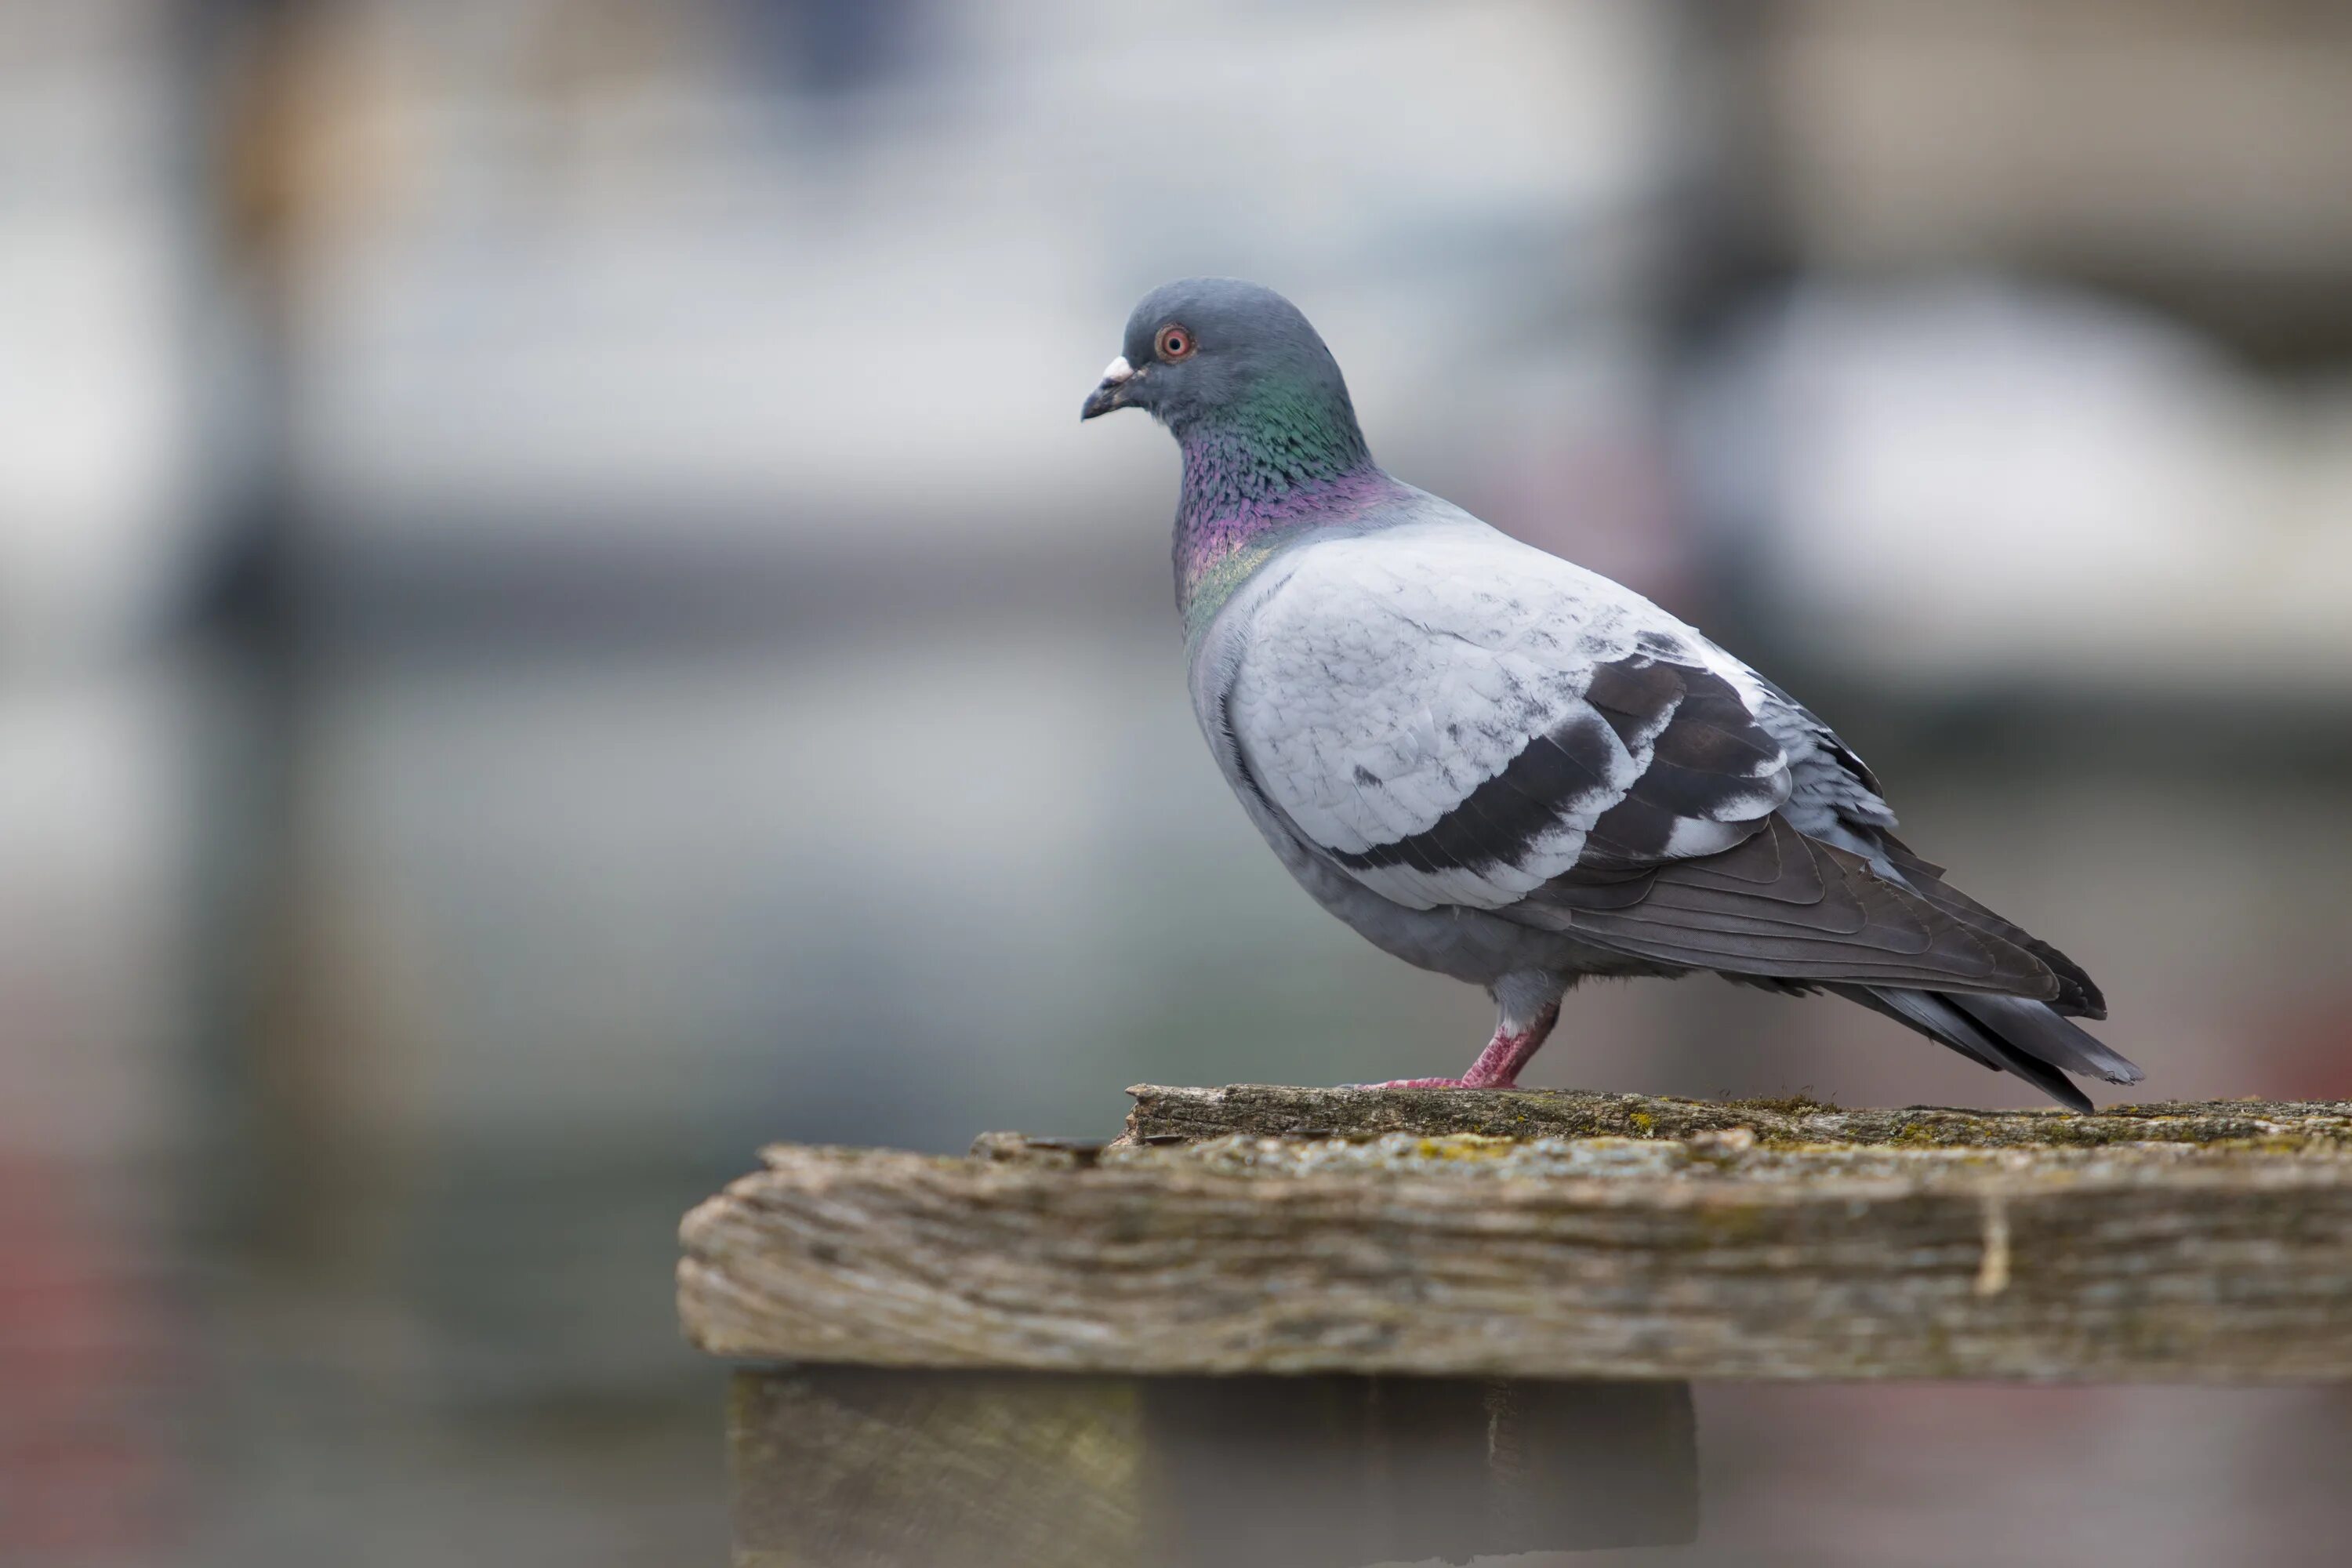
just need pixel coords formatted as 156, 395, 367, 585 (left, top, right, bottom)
7, 621, 2352, 1565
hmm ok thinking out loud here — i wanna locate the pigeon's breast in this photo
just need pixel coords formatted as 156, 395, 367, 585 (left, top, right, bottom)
1174, 470, 1408, 637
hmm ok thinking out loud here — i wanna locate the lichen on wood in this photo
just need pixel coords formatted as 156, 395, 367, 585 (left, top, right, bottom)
1121, 1083, 2352, 1152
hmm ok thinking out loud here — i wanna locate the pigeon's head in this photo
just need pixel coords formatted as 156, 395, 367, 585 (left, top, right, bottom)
1080, 278, 1356, 438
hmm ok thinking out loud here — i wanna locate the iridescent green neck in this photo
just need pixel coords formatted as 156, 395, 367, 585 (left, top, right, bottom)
1173, 379, 1385, 641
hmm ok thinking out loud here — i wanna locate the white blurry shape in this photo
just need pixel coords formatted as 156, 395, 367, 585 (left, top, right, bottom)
0, 2, 201, 662
292, 0, 1673, 544
1685, 281, 2352, 692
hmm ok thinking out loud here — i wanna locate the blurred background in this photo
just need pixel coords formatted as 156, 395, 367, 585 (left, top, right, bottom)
4, 1, 2351, 1563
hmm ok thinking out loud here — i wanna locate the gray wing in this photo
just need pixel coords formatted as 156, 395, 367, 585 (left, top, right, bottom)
1224, 522, 1791, 910
1222, 521, 2069, 1000
1746, 670, 2104, 1017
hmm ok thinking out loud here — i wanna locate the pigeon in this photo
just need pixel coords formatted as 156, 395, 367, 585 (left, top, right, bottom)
1081, 278, 2141, 1109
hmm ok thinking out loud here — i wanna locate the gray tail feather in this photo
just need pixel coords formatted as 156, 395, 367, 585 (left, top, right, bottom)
1836, 985, 2143, 1113
1875, 836, 2107, 1019
1945, 993, 2143, 1086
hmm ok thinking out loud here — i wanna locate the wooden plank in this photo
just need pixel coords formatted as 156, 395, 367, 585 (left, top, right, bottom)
728, 1367, 1696, 1566
677, 1088, 2352, 1381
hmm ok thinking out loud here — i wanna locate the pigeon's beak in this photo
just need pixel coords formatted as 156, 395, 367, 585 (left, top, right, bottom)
1080, 355, 1138, 421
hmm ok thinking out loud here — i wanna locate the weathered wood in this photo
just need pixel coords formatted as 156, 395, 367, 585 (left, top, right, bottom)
728, 1366, 1696, 1566
728, 1367, 1138, 1567
678, 1089, 2352, 1381
1123, 1083, 2352, 1150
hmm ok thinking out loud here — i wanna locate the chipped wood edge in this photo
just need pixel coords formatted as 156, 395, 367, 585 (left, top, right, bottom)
680, 1137, 2352, 1381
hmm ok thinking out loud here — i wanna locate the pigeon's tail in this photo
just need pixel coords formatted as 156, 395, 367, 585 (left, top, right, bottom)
1836, 985, 2145, 1113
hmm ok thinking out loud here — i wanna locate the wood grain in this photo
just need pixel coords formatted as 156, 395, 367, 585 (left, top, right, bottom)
679, 1087, 2352, 1381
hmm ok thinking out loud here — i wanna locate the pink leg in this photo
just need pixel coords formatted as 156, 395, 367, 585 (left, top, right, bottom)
1355, 998, 1563, 1091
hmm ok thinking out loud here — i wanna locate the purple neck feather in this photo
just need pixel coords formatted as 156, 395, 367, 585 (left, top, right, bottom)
1172, 387, 1393, 630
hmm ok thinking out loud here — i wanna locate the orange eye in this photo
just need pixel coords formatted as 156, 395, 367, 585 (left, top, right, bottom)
1155, 323, 1195, 361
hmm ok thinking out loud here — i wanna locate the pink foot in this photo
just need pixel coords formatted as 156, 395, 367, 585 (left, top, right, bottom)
1346, 996, 1561, 1093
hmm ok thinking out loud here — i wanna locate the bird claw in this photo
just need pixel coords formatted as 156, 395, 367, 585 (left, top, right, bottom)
1342, 1076, 1475, 1090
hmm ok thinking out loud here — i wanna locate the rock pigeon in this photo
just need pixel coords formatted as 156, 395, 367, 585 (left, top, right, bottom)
1081, 278, 2141, 1110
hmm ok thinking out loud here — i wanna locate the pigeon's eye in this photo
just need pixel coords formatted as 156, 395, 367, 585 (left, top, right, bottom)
1155, 324, 1196, 362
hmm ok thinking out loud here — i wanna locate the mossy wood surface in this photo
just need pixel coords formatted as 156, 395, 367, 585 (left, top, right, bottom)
679, 1086, 2352, 1381
1123, 1083, 2352, 1150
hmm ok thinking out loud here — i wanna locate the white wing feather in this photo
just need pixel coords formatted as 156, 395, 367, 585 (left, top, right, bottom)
1223, 519, 1798, 910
